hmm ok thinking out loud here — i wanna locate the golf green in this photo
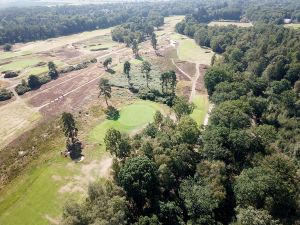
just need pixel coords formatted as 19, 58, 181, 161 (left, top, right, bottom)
88, 100, 163, 145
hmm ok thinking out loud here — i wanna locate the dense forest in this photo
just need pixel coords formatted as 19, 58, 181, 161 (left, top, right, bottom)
0, 0, 299, 44
61, 16, 300, 225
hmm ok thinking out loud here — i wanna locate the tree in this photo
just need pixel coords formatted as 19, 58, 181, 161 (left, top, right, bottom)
172, 96, 194, 120
154, 111, 163, 126
62, 181, 128, 225
236, 206, 281, 225
104, 128, 131, 159
61, 112, 82, 159
123, 61, 131, 85
169, 70, 177, 94
176, 116, 200, 145
28, 75, 41, 89
98, 78, 111, 106
151, 33, 157, 50
103, 57, 112, 70
3, 43, 12, 51
204, 67, 232, 95
118, 156, 158, 209
132, 40, 139, 58
141, 61, 152, 88
48, 61, 58, 79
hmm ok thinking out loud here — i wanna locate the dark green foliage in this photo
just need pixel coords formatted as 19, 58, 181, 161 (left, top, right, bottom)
15, 80, 30, 95
105, 128, 131, 159
62, 181, 128, 225
48, 61, 58, 79
0, 88, 13, 101
103, 57, 112, 70
27, 75, 41, 89
118, 156, 158, 209
105, 106, 120, 120
3, 43, 12, 51
98, 78, 111, 106
204, 67, 232, 96
3, 71, 18, 78
172, 96, 194, 120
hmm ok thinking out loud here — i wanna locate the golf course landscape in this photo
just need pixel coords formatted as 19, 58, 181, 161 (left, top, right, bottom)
0, 15, 212, 225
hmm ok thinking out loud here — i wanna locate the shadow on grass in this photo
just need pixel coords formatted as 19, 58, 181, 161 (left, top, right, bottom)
106, 68, 116, 74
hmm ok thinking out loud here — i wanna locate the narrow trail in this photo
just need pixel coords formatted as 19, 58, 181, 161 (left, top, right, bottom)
189, 63, 200, 102
171, 58, 192, 80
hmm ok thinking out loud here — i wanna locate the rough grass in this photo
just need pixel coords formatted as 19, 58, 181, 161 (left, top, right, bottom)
208, 21, 253, 27
0, 101, 41, 149
190, 94, 209, 125
0, 51, 32, 60
177, 39, 214, 65
88, 42, 116, 51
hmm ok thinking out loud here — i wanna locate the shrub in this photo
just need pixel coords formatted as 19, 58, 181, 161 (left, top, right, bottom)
0, 88, 13, 101
28, 75, 41, 89
3, 43, 12, 51
39, 75, 52, 85
105, 106, 120, 120
15, 84, 30, 95
4, 71, 18, 78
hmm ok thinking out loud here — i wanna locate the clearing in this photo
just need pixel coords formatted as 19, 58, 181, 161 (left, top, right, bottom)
208, 21, 253, 27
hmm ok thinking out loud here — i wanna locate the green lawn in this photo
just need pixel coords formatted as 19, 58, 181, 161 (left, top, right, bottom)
0, 58, 43, 72
0, 51, 32, 60
88, 42, 116, 51
190, 94, 210, 125
208, 21, 253, 27
177, 39, 214, 65
88, 100, 163, 145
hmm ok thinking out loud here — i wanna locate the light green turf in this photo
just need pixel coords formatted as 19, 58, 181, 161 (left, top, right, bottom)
284, 23, 300, 29
190, 94, 210, 125
0, 51, 32, 60
0, 58, 42, 72
24, 60, 64, 76
88, 100, 163, 145
88, 42, 116, 50
177, 39, 214, 65
169, 33, 187, 41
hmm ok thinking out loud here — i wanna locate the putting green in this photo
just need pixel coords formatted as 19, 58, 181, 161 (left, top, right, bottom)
88, 101, 163, 145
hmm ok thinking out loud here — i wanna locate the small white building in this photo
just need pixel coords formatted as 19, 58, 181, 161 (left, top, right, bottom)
284, 18, 292, 24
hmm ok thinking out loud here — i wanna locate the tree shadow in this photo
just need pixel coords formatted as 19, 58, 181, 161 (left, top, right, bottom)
106, 68, 116, 74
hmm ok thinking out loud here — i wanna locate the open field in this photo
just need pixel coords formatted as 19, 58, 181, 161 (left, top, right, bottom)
284, 23, 300, 29
208, 21, 253, 27
0, 15, 211, 225
0, 58, 42, 72
0, 101, 41, 149
177, 39, 214, 65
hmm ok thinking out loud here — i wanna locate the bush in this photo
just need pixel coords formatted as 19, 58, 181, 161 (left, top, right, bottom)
3, 43, 12, 51
4, 71, 18, 78
39, 75, 52, 85
15, 84, 30, 95
0, 88, 13, 101
28, 75, 41, 89
105, 106, 120, 120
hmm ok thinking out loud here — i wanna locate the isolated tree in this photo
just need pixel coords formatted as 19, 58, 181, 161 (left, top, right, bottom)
160, 72, 169, 94
105, 128, 131, 159
98, 78, 111, 106
103, 57, 112, 70
123, 61, 131, 85
48, 61, 58, 79
61, 112, 82, 159
169, 70, 177, 94
151, 33, 157, 50
132, 40, 139, 58
141, 61, 152, 88
172, 96, 194, 120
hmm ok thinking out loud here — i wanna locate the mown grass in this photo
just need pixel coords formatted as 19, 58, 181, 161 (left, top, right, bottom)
0, 51, 32, 60
190, 94, 209, 125
177, 39, 214, 65
88, 100, 164, 145
284, 23, 300, 29
0, 58, 43, 72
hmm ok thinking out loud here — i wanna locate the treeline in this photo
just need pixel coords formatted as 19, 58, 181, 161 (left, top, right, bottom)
0, 1, 193, 44
111, 13, 164, 44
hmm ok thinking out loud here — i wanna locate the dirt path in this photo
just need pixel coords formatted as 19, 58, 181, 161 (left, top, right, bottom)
189, 63, 200, 102
171, 58, 192, 80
